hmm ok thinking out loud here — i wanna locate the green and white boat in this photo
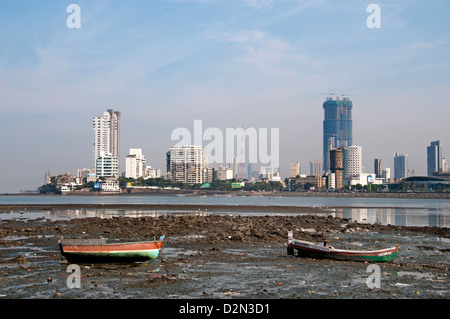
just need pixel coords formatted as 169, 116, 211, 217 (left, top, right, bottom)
287, 236, 398, 263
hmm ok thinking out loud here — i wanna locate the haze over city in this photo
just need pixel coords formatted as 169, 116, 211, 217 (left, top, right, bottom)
1, 0, 449, 193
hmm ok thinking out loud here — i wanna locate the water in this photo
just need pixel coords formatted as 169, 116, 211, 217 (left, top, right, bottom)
0, 195, 449, 227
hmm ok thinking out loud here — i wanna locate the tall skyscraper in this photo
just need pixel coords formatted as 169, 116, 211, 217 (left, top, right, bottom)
167, 145, 205, 184
427, 140, 442, 176
344, 145, 362, 178
394, 153, 408, 180
323, 95, 353, 172
374, 159, 382, 178
93, 109, 121, 173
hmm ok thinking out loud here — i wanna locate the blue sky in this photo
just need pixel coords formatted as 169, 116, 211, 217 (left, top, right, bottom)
0, 0, 449, 192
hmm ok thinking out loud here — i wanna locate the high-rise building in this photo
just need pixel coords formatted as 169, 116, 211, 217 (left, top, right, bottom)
125, 148, 146, 179
427, 140, 442, 176
310, 161, 323, 176
167, 145, 205, 184
323, 95, 353, 172
343, 145, 362, 178
330, 148, 344, 189
93, 109, 121, 174
382, 168, 391, 182
374, 159, 382, 178
443, 158, 448, 173
394, 153, 408, 180
289, 161, 300, 178
96, 151, 119, 178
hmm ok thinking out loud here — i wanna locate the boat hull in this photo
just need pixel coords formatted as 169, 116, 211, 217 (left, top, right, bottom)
59, 239, 164, 263
287, 240, 398, 263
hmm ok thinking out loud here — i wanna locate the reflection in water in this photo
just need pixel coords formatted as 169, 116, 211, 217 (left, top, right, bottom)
44, 209, 209, 220
41, 207, 450, 228
328, 208, 449, 227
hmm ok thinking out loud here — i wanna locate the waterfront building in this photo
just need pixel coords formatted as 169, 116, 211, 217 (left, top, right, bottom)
323, 95, 353, 172
213, 165, 234, 181
96, 151, 119, 178
44, 169, 52, 185
93, 109, 121, 174
289, 161, 300, 178
77, 168, 94, 180
145, 166, 161, 179
167, 145, 205, 184
309, 161, 323, 176
374, 159, 382, 178
427, 140, 442, 176
382, 168, 391, 182
295, 175, 326, 190
259, 167, 281, 181
394, 153, 408, 180
330, 148, 344, 189
343, 145, 362, 178
443, 158, 448, 173
125, 148, 146, 179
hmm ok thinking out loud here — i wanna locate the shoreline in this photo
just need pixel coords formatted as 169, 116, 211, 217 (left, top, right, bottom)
0, 202, 435, 212
2, 189, 450, 200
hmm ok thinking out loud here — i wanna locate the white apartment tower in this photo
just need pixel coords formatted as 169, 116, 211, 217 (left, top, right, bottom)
167, 145, 205, 184
125, 148, 146, 179
344, 145, 362, 178
93, 109, 121, 174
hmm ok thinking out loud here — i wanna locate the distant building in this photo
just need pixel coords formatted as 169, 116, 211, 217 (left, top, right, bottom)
213, 165, 234, 181
259, 167, 281, 181
374, 159, 382, 178
289, 161, 300, 178
167, 145, 205, 184
443, 158, 448, 173
296, 175, 326, 190
394, 153, 408, 180
125, 148, 146, 179
145, 166, 161, 179
96, 151, 119, 178
309, 161, 323, 176
427, 140, 442, 176
343, 145, 362, 178
382, 168, 391, 182
323, 95, 353, 172
93, 109, 121, 175
346, 173, 382, 187
44, 169, 52, 185
77, 168, 94, 180
330, 148, 344, 189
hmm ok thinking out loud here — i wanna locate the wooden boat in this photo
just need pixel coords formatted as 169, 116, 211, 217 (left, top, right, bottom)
59, 236, 165, 263
287, 235, 398, 263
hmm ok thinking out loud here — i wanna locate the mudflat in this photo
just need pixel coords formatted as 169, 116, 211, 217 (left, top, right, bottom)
0, 208, 449, 299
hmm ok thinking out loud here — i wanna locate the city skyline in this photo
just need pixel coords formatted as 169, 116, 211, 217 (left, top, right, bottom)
0, 1, 449, 193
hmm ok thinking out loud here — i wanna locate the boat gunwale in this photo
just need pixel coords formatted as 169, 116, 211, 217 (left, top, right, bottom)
289, 240, 398, 256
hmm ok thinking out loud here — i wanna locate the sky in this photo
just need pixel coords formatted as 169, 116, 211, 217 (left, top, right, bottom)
0, 0, 449, 193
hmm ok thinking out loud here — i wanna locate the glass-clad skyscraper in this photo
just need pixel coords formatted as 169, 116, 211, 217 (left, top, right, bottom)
427, 140, 442, 176
323, 96, 353, 172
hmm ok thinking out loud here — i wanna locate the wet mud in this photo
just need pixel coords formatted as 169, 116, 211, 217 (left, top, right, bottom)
0, 211, 449, 299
